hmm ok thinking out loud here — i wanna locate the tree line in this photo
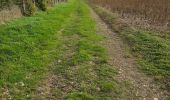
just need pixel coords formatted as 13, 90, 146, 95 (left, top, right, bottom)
0, 0, 66, 16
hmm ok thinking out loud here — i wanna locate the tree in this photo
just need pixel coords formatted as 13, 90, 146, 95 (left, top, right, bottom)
22, 0, 36, 16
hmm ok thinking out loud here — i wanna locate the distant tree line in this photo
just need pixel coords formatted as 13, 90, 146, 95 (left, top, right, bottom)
0, 0, 66, 16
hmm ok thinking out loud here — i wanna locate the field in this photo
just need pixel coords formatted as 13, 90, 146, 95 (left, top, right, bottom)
92, 0, 170, 31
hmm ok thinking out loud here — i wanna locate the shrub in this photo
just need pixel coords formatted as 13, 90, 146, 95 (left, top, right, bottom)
35, 0, 48, 11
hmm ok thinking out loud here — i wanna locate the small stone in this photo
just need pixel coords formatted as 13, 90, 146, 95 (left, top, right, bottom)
58, 60, 62, 63
154, 97, 158, 100
89, 61, 92, 64
118, 71, 122, 74
19, 82, 25, 87
96, 87, 101, 91
26, 95, 30, 98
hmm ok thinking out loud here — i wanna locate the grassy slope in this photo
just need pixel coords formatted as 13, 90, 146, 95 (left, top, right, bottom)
94, 7, 170, 90
0, 0, 128, 99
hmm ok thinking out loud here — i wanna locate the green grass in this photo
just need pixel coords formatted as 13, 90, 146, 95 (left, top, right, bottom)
94, 6, 170, 90
0, 0, 130, 99
0, 0, 78, 99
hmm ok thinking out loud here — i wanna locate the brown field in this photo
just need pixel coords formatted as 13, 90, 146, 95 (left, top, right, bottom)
91, 0, 170, 30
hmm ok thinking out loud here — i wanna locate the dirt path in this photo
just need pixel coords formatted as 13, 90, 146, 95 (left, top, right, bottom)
27, 4, 167, 99
90, 8, 167, 100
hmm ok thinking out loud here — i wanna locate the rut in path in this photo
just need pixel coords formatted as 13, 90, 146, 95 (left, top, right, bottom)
90, 8, 167, 100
